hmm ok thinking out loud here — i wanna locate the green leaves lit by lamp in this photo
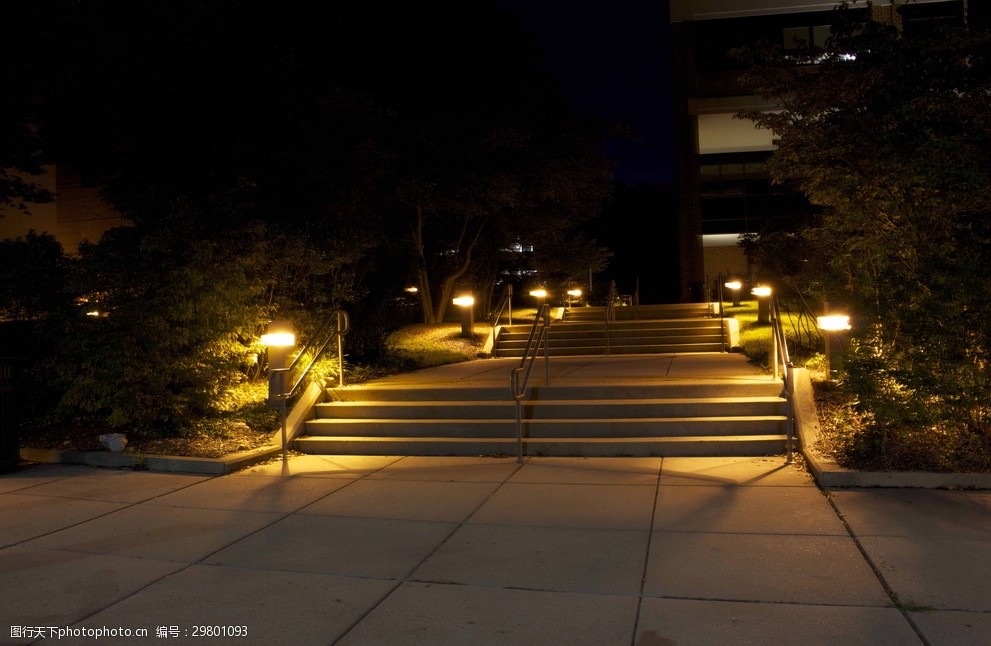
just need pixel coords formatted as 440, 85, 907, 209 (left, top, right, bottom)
262, 320, 295, 467
725, 280, 742, 307
817, 314, 851, 381
453, 294, 475, 338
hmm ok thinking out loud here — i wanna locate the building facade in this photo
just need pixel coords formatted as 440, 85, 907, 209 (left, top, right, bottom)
670, 0, 979, 301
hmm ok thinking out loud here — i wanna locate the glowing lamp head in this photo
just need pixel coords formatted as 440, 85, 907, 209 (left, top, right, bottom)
751, 286, 772, 297
452, 295, 475, 307
567, 288, 582, 297
817, 315, 851, 332
725, 281, 742, 290
529, 289, 548, 299
261, 320, 296, 347
404, 286, 418, 293
261, 332, 295, 347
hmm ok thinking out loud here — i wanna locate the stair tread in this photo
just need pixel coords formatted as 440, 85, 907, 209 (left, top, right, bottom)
297, 434, 789, 442
308, 416, 789, 423
320, 397, 785, 406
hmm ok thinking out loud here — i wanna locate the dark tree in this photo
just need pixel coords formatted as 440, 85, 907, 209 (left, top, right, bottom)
737, 2, 991, 468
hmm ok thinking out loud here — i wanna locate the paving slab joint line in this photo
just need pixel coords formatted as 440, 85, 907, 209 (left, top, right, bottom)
824, 494, 931, 646
629, 458, 665, 646
331, 458, 528, 644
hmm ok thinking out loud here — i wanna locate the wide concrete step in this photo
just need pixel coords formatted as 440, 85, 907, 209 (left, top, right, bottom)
494, 343, 725, 357
564, 304, 715, 322
304, 416, 789, 438
315, 397, 787, 420
497, 335, 724, 348
500, 320, 721, 336
326, 381, 785, 402
295, 435, 789, 457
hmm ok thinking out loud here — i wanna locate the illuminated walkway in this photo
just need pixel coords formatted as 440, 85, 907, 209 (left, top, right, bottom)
3, 456, 990, 644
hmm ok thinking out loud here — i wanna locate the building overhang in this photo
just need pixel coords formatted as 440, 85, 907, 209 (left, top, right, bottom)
671, 0, 955, 22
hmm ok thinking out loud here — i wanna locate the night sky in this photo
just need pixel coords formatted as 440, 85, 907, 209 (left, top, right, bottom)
499, 0, 676, 185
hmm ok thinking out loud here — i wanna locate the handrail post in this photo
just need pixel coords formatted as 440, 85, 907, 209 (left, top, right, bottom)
336, 311, 346, 387
542, 304, 550, 384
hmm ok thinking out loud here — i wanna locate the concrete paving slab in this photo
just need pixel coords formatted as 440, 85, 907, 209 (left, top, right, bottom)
206, 514, 456, 579
659, 456, 812, 486
62, 564, 396, 646
0, 546, 186, 640
0, 493, 126, 547
11, 469, 209, 503
652, 485, 847, 535
147, 473, 350, 513
412, 523, 647, 595
644, 532, 892, 606
234, 454, 401, 477
0, 464, 95, 494
509, 457, 662, 485
636, 597, 921, 646
664, 352, 768, 378
549, 354, 674, 380
857, 536, 991, 612
23, 505, 283, 562
298, 479, 502, 523
336, 581, 638, 646
468, 482, 656, 530
364, 455, 520, 482
911, 609, 991, 646
830, 489, 991, 539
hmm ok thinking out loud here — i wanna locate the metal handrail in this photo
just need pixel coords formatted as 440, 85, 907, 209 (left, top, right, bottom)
605, 280, 617, 355
510, 303, 551, 464
769, 293, 795, 463
489, 284, 513, 349
284, 309, 350, 398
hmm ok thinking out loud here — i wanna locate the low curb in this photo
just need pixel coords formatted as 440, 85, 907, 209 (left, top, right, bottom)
792, 368, 991, 490
19, 444, 283, 476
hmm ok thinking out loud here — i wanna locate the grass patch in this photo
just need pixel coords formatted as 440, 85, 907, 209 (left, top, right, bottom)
383, 322, 493, 369
727, 300, 822, 374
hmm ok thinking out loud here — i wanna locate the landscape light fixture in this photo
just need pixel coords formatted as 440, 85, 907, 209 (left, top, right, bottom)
566, 288, 582, 307
751, 285, 772, 323
817, 314, 851, 381
725, 280, 742, 307
262, 320, 295, 467
453, 294, 475, 338
529, 288, 548, 299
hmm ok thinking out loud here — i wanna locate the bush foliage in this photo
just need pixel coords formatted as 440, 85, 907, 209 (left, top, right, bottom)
738, 4, 991, 470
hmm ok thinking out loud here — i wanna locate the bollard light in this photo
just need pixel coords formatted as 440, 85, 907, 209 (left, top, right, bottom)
817, 314, 851, 381
453, 294, 475, 338
725, 280, 742, 307
752, 285, 772, 323
262, 320, 295, 467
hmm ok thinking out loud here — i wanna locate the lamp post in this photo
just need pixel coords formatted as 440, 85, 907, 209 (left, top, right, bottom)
817, 314, 851, 381
452, 294, 475, 339
566, 288, 582, 308
262, 320, 295, 466
725, 280, 742, 307
752, 285, 772, 324
529, 288, 548, 315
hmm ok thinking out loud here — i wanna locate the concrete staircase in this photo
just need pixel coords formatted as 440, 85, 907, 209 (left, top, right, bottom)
493, 303, 723, 357
294, 379, 790, 457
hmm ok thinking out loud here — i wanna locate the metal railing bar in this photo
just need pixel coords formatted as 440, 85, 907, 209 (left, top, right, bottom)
510, 303, 551, 464
281, 309, 350, 400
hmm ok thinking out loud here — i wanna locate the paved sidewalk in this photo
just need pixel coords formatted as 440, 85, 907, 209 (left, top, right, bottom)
3, 455, 991, 646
